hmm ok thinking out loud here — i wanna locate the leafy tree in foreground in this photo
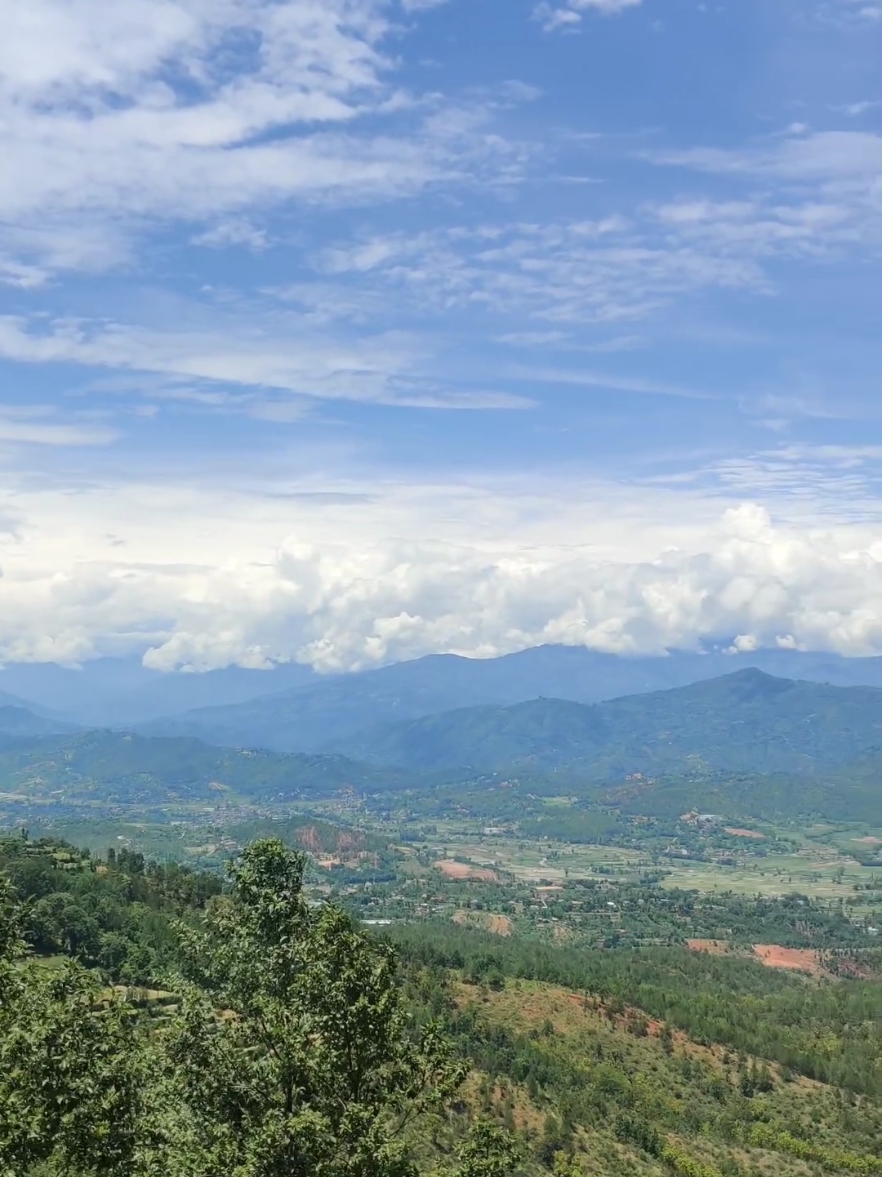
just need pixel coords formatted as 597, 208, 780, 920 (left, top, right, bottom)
163, 837, 503, 1176
0, 842, 516, 1177
0, 874, 148, 1177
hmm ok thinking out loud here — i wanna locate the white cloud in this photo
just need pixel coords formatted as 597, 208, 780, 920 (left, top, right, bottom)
0, 0, 497, 273
653, 132, 882, 257
306, 125, 882, 330
319, 218, 769, 325
571, 0, 642, 8
0, 465, 879, 671
535, 0, 642, 33
0, 313, 532, 410
0, 413, 118, 447
192, 219, 268, 249
660, 131, 882, 184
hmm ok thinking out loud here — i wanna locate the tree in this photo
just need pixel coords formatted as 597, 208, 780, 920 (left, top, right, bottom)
0, 841, 516, 1177
0, 876, 147, 1177
158, 839, 516, 1177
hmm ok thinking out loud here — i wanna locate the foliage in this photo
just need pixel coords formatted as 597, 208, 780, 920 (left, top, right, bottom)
162, 839, 481, 1176
0, 840, 515, 1177
390, 921, 882, 1096
334, 668, 882, 816
0, 874, 147, 1177
0, 833, 222, 983
0, 730, 419, 806
743, 1123, 882, 1174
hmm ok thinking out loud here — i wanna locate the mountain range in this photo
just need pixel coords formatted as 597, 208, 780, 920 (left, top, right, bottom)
0, 668, 882, 824
0, 658, 318, 727
330, 668, 882, 778
138, 646, 882, 753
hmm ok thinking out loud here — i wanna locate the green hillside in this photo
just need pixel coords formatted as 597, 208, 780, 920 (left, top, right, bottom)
334, 668, 882, 780
598, 758, 882, 823
7, 835, 882, 1176
0, 729, 418, 805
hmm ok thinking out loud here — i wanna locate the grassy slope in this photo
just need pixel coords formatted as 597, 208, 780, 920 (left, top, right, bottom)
443, 972, 882, 1176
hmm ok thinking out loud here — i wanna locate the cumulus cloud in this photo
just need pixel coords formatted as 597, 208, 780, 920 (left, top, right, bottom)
0, 469, 880, 671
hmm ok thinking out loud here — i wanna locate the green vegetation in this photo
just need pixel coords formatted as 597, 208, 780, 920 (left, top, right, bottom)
4, 666, 882, 1174
335, 669, 882, 808
6, 832, 882, 1175
5, 670, 882, 835
0, 831, 223, 982
0, 728, 423, 805
0, 839, 515, 1176
393, 921, 882, 1093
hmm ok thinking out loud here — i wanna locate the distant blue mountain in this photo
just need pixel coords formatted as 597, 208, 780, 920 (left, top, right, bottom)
0, 703, 77, 740
0, 657, 319, 726
330, 668, 882, 779
139, 645, 882, 753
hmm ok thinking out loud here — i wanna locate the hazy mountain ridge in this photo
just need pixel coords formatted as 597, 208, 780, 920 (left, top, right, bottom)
0, 658, 320, 726
0, 704, 79, 740
139, 645, 882, 752
330, 668, 882, 778
1, 669, 882, 824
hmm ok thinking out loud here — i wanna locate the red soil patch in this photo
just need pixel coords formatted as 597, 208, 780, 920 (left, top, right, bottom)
436, 860, 499, 882
487, 914, 513, 936
724, 827, 765, 839
452, 910, 512, 936
297, 826, 323, 854
752, 944, 824, 976
687, 939, 730, 955
436, 860, 473, 878
854, 836, 882, 845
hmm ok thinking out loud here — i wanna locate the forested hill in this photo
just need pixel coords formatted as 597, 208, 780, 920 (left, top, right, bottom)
137, 645, 882, 753
0, 730, 420, 804
331, 668, 882, 777
8, 835, 882, 1177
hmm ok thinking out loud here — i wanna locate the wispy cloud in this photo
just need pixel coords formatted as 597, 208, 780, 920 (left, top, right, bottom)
319, 217, 769, 325
508, 367, 713, 401
0, 0, 524, 275
306, 129, 882, 333
534, 0, 642, 34
0, 313, 532, 411
648, 131, 882, 272
0, 405, 118, 447
192, 219, 269, 250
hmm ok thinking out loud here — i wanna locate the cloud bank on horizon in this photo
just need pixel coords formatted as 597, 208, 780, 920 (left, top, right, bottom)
0, 0, 881, 671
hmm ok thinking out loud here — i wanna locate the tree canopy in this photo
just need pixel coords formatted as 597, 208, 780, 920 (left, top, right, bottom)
0, 840, 515, 1177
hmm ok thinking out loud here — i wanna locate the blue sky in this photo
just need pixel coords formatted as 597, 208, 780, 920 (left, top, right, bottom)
1, 0, 882, 671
